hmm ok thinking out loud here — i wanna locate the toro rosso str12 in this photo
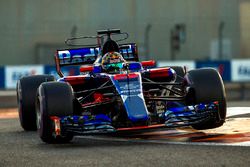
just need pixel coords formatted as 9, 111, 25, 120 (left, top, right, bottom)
17, 29, 227, 143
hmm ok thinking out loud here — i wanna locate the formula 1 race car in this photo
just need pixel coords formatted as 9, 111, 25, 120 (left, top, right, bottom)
17, 29, 227, 143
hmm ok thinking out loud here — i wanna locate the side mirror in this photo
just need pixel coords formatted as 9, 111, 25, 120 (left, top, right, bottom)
80, 65, 94, 73
93, 66, 102, 73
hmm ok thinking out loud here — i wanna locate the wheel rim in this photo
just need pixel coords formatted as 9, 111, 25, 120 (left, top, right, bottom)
36, 97, 41, 130
17, 81, 23, 123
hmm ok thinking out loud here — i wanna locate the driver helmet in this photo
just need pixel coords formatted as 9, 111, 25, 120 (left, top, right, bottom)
101, 52, 126, 73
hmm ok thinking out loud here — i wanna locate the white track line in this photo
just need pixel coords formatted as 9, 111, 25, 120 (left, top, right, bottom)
227, 107, 250, 117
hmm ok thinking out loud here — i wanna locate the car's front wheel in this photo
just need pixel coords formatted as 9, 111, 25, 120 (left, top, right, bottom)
36, 82, 74, 144
184, 68, 227, 130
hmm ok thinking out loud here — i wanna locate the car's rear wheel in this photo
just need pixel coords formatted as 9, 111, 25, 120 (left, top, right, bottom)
16, 75, 55, 131
184, 68, 227, 130
37, 82, 74, 143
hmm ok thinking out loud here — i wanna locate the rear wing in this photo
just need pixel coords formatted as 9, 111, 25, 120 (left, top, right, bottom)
55, 43, 138, 77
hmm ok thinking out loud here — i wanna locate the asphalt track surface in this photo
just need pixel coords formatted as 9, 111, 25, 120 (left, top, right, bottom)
1, 102, 250, 166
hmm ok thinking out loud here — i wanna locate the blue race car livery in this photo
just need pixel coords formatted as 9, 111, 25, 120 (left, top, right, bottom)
17, 29, 227, 143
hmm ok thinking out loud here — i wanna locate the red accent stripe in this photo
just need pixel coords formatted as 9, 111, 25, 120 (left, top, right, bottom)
80, 65, 94, 73
113, 73, 139, 80
141, 60, 156, 67
50, 116, 61, 136
149, 68, 170, 78
81, 99, 111, 107
50, 116, 60, 120
214, 101, 219, 105
64, 76, 86, 85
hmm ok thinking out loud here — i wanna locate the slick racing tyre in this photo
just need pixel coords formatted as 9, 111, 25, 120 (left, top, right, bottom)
185, 68, 227, 130
36, 82, 74, 144
16, 75, 55, 131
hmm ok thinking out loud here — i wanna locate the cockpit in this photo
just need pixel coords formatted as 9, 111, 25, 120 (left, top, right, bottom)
101, 52, 127, 73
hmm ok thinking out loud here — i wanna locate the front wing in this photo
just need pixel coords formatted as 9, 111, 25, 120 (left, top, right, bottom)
50, 102, 219, 137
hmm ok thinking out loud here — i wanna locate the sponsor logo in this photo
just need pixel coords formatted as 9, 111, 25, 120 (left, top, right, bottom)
120, 89, 141, 94
5, 66, 44, 89
11, 69, 37, 81
57, 48, 98, 65
232, 60, 250, 81
238, 66, 250, 76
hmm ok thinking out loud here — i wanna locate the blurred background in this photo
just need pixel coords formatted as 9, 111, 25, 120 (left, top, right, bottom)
0, 0, 250, 106
1, 0, 248, 64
